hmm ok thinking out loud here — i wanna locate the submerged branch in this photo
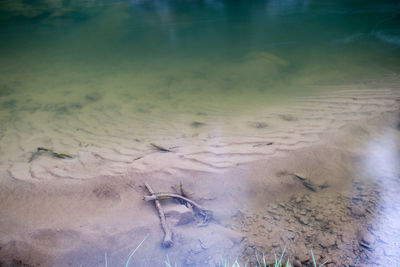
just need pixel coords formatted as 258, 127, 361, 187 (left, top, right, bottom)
144, 192, 212, 221
144, 182, 173, 247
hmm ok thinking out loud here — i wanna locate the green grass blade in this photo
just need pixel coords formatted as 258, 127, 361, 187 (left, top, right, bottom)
311, 248, 317, 267
125, 234, 149, 267
355, 256, 359, 267
262, 252, 266, 267
277, 247, 286, 266
256, 251, 261, 267
164, 254, 172, 267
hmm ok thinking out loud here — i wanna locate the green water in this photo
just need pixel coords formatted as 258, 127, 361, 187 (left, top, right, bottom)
1, 0, 400, 118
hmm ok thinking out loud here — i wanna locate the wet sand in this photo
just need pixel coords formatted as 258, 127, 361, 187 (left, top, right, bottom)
0, 81, 400, 266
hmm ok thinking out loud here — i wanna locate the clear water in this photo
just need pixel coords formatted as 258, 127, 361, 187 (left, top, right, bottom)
1, 1, 400, 266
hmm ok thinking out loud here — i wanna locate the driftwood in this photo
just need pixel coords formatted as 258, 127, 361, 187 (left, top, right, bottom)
144, 192, 212, 222
144, 183, 173, 247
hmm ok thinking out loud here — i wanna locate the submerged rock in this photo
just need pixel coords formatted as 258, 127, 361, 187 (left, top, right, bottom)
164, 203, 194, 225
279, 114, 298, 121
85, 92, 102, 102
350, 205, 366, 217
361, 233, 375, 246
191, 121, 205, 128
248, 121, 268, 129
0, 84, 14, 96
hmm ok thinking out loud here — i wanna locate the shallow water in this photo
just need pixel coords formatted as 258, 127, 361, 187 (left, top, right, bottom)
0, 0, 399, 161
0, 1, 400, 266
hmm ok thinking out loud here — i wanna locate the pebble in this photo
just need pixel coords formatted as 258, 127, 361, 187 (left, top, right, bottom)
351, 205, 366, 216
318, 233, 336, 248
361, 233, 375, 245
299, 216, 309, 225
359, 232, 375, 250
245, 246, 255, 256
297, 253, 310, 263
293, 260, 302, 267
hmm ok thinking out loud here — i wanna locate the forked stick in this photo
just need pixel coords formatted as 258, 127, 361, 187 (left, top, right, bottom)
143, 193, 211, 219
144, 182, 173, 247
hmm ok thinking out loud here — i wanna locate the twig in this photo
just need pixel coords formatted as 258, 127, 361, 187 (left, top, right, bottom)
29, 147, 72, 162
150, 143, 171, 152
144, 182, 173, 247
293, 173, 317, 192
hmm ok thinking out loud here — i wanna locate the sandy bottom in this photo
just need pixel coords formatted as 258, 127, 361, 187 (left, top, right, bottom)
0, 81, 400, 266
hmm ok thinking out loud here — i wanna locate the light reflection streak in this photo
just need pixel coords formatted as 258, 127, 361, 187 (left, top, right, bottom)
364, 130, 400, 264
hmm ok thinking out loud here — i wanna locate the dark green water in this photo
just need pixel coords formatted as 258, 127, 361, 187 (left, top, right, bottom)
1, 0, 400, 115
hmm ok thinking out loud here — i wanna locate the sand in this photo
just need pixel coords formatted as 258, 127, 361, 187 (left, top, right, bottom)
0, 80, 400, 266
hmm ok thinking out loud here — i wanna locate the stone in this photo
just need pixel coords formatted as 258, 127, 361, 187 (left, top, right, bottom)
164, 203, 194, 225
298, 216, 309, 225
351, 205, 366, 216
293, 260, 302, 267
361, 233, 375, 245
318, 233, 336, 248
357, 231, 375, 250
273, 215, 280, 221
272, 242, 280, 247
298, 253, 310, 264
85, 92, 102, 102
191, 121, 205, 128
245, 246, 255, 256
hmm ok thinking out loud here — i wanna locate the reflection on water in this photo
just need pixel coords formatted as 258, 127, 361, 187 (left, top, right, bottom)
364, 131, 400, 264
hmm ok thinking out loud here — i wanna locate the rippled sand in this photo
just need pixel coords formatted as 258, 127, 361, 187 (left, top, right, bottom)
0, 78, 399, 266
